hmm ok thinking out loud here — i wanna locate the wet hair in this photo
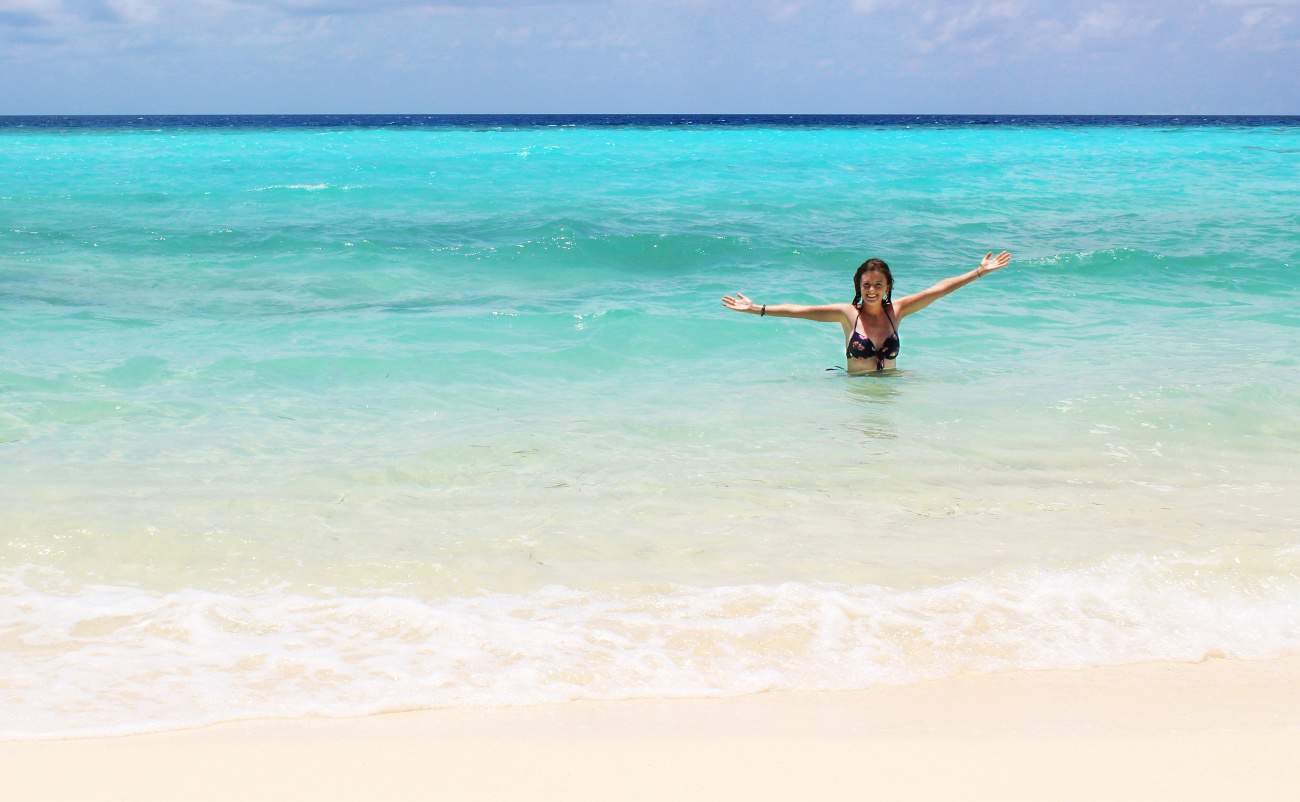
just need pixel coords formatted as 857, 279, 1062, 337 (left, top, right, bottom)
852, 258, 894, 308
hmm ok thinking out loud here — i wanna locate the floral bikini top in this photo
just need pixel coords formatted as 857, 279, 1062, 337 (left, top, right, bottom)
846, 307, 900, 372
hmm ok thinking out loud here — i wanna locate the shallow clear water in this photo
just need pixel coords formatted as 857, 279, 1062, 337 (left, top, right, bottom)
2, 117, 1299, 737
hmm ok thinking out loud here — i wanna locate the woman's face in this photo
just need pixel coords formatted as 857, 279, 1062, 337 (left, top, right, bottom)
859, 271, 889, 304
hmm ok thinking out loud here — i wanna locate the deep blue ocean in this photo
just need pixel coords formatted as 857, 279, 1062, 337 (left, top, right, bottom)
4, 113, 1300, 129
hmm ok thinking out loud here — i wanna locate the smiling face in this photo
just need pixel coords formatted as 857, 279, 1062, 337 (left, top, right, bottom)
853, 258, 894, 308
858, 269, 890, 306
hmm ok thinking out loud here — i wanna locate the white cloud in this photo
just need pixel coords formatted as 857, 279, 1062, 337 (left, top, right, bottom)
767, 0, 803, 22
104, 0, 160, 23
0, 0, 166, 25
0, 0, 67, 26
901, 0, 1024, 55
849, 0, 903, 13
934, 0, 1022, 44
850, 1, 1171, 58
1212, 0, 1300, 6
1060, 2, 1162, 48
232, 0, 601, 14
1218, 4, 1299, 50
0, 0, 62, 14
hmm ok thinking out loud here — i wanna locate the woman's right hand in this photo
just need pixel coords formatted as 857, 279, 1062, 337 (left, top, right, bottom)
721, 292, 756, 313
977, 251, 1013, 275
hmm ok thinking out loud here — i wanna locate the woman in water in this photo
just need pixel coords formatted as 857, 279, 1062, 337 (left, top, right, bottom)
721, 251, 1012, 374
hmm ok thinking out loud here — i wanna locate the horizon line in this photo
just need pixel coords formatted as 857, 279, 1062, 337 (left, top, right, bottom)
4, 112, 1300, 118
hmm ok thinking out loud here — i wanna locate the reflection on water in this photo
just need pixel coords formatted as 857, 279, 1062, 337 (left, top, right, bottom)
854, 419, 897, 441
838, 369, 905, 440
841, 369, 905, 398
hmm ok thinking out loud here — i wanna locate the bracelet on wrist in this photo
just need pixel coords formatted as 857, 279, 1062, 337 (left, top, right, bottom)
760, 304, 767, 316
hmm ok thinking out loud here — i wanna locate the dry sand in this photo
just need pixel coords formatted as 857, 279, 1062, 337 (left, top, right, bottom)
6, 655, 1300, 802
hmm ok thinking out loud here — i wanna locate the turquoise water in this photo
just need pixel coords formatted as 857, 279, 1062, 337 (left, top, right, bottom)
2, 121, 1299, 737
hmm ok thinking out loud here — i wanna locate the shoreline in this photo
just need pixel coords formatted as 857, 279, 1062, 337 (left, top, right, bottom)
6, 654, 1299, 801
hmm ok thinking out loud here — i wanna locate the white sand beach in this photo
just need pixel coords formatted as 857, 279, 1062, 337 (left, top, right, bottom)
6, 655, 1299, 802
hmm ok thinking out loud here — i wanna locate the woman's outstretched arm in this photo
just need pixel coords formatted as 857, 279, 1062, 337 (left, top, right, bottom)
894, 251, 1012, 320
721, 293, 849, 323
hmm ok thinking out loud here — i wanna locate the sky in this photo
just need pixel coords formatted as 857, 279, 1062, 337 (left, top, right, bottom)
0, 0, 1297, 113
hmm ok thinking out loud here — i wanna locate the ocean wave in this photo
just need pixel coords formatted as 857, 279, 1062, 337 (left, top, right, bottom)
3, 548, 1298, 739
248, 183, 332, 192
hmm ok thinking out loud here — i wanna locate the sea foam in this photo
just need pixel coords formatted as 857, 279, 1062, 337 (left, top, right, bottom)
4, 548, 1298, 739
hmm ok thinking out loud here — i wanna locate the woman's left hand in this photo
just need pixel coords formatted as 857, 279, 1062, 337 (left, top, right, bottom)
978, 251, 1013, 275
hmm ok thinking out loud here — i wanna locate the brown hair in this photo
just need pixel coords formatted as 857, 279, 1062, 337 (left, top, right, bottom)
852, 258, 894, 308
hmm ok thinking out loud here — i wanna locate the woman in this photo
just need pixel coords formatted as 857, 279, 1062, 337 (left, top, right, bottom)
721, 251, 1012, 374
